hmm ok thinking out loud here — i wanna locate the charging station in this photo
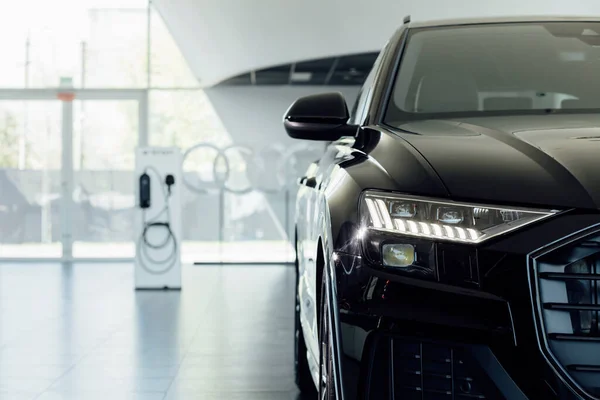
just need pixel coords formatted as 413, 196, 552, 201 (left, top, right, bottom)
134, 147, 182, 290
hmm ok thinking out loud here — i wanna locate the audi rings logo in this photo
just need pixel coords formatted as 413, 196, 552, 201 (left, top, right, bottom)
182, 142, 324, 194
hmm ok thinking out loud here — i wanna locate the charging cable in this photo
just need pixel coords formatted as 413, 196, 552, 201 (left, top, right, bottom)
138, 166, 177, 275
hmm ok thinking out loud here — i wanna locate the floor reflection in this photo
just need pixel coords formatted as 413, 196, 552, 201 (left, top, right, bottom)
0, 262, 300, 400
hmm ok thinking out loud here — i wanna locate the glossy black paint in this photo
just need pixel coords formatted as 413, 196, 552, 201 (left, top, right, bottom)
284, 92, 358, 141
330, 213, 600, 400
289, 17, 600, 400
392, 116, 600, 209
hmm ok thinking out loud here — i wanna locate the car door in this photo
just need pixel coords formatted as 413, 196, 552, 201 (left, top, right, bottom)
296, 114, 367, 364
296, 141, 351, 370
296, 44, 389, 367
296, 155, 322, 365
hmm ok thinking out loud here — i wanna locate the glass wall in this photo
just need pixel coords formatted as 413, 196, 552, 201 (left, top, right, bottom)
0, 0, 322, 263
0, 101, 62, 258
0, 1, 152, 260
0, 0, 148, 89
72, 100, 139, 258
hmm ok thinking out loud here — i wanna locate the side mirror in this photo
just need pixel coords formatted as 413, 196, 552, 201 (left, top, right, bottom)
283, 92, 357, 141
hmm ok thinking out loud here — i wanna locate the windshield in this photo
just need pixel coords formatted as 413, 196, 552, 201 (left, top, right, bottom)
384, 22, 600, 125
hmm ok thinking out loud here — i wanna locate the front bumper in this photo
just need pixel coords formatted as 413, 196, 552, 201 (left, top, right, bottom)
363, 334, 525, 400
332, 212, 600, 400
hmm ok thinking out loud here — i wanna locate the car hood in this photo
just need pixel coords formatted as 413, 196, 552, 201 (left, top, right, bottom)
391, 114, 600, 210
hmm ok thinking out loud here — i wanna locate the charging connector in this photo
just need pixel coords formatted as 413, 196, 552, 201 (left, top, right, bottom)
138, 167, 177, 275
165, 174, 175, 195
139, 173, 151, 209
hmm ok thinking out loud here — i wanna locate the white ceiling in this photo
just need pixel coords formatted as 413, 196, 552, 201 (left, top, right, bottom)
153, 0, 600, 87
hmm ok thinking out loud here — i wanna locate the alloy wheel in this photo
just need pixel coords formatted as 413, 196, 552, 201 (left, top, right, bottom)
319, 273, 335, 399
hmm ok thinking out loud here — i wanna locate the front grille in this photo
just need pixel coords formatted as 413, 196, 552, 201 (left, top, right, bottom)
530, 231, 600, 399
365, 335, 504, 400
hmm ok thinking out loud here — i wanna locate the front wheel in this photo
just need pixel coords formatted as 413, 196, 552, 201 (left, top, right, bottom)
318, 269, 336, 399
295, 243, 316, 394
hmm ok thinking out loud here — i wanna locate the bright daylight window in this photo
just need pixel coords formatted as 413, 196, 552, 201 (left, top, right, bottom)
0, 0, 295, 264
385, 22, 600, 124
0, 0, 149, 88
0, 0, 246, 261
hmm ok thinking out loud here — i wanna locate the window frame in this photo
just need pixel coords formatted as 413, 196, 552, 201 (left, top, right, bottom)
349, 43, 389, 126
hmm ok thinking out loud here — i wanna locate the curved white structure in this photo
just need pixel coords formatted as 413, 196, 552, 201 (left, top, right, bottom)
154, 0, 600, 87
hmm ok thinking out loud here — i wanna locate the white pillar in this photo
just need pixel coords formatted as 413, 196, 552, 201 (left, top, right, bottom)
60, 98, 74, 260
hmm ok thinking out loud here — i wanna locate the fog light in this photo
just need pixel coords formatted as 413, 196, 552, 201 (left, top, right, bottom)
382, 244, 416, 267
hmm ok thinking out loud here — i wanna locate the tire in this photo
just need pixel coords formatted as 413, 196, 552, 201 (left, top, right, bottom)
318, 269, 336, 399
295, 242, 316, 394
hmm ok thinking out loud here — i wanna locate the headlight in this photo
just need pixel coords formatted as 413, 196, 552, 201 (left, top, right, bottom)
362, 191, 557, 244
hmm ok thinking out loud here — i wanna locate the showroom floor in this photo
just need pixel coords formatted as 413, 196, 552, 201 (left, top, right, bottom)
0, 262, 311, 400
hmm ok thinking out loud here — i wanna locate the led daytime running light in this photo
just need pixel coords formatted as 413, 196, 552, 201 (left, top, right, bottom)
390, 218, 482, 242
363, 193, 557, 244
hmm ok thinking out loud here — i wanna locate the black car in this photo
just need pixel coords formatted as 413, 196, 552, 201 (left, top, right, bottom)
285, 16, 600, 400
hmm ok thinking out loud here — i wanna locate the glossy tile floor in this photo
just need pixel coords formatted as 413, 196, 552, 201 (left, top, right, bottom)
0, 262, 312, 400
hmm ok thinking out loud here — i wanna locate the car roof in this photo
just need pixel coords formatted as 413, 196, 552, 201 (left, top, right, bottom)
408, 15, 600, 29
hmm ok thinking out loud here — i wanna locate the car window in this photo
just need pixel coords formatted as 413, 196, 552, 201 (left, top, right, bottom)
349, 44, 387, 125
385, 22, 600, 124
348, 88, 364, 125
